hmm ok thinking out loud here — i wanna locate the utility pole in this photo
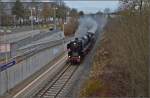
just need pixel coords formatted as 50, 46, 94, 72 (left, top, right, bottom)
139, 0, 143, 15
0, 0, 2, 29
54, 7, 57, 29
13, 15, 16, 28
31, 8, 33, 30
0, 11, 1, 28
0, 0, 2, 28
30, 7, 35, 31
62, 23, 65, 51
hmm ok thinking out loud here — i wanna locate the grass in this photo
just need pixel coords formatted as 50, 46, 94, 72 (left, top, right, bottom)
81, 79, 103, 97
80, 9, 149, 97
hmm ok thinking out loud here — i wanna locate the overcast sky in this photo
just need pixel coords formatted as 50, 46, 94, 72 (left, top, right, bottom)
65, 1, 119, 13
1, 0, 119, 13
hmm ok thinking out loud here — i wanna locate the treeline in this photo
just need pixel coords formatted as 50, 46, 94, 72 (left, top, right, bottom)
81, 0, 149, 97
0, 0, 82, 26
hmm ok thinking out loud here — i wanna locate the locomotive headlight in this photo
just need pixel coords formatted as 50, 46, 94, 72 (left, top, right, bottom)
78, 56, 80, 58
69, 56, 71, 58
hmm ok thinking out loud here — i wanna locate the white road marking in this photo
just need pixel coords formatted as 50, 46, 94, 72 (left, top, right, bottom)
13, 54, 67, 98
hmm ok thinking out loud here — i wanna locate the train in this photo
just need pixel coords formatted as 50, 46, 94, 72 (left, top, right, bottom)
67, 21, 97, 64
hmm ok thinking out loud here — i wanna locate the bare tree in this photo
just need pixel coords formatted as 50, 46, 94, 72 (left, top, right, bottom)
41, 3, 53, 23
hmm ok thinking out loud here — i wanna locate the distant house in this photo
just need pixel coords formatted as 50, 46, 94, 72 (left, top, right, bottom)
0, 0, 65, 26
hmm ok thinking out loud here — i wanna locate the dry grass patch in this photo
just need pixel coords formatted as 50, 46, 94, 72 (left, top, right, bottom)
80, 11, 149, 97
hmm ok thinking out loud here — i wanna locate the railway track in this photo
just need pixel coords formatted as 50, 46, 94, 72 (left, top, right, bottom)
34, 64, 78, 98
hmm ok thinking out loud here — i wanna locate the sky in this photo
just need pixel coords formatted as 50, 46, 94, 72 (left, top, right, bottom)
64, 1, 119, 14
1, 0, 119, 14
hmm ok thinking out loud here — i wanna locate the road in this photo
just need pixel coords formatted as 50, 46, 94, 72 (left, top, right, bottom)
0, 26, 50, 35
0, 30, 41, 43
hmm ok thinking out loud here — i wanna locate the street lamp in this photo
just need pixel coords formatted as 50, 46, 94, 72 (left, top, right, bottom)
53, 7, 58, 29
62, 23, 66, 51
30, 7, 35, 31
13, 15, 16, 28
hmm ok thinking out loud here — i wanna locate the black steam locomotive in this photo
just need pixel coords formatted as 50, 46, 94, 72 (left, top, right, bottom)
67, 32, 95, 64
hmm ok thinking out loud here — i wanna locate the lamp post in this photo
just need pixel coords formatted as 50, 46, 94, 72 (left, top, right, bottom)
30, 7, 35, 31
0, 12, 1, 28
62, 23, 66, 51
13, 15, 16, 28
53, 7, 58, 29
31, 8, 33, 30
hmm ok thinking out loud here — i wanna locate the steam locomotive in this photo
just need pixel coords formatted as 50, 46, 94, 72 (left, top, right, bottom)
67, 18, 98, 64
67, 32, 96, 64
